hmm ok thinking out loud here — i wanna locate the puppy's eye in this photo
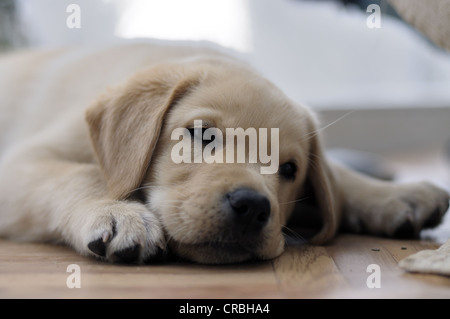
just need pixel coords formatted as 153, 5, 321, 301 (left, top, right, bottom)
279, 162, 297, 180
187, 127, 215, 144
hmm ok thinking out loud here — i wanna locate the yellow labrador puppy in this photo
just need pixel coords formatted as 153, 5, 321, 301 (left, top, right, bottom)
0, 43, 448, 264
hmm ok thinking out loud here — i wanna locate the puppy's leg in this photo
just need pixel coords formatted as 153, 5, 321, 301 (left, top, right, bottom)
330, 161, 450, 238
0, 149, 165, 263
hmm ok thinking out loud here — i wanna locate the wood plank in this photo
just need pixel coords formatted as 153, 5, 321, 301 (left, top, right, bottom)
0, 240, 281, 298
270, 244, 349, 298
325, 235, 450, 298
1, 235, 449, 299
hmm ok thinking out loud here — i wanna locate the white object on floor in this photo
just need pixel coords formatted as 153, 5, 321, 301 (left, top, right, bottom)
399, 239, 450, 276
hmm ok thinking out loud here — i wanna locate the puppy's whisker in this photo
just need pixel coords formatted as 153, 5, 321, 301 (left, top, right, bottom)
281, 225, 307, 244
121, 184, 161, 198
141, 183, 184, 189
302, 110, 356, 142
167, 225, 196, 243
124, 183, 189, 198
279, 197, 310, 206
157, 199, 186, 204
307, 153, 321, 170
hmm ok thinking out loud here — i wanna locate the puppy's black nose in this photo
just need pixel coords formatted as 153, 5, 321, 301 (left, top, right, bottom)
225, 188, 271, 234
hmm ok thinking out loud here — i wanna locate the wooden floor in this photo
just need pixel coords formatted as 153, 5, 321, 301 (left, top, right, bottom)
1, 234, 449, 299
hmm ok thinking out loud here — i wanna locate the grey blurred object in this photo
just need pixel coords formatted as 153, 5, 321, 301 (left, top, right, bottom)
388, 0, 450, 51
0, 0, 27, 51
327, 148, 396, 181
446, 138, 450, 162
388, 0, 450, 176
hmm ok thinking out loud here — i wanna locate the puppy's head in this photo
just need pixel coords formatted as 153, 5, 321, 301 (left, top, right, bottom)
86, 56, 338, 264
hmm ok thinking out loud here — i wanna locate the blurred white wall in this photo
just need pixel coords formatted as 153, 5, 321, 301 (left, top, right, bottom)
15, 0, 450, 110
114, 0, 252, 52
18, 0, 118, 46
247, 0, 450, 109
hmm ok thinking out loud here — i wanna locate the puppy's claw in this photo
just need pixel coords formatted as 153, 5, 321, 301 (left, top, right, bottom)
88, 238, 107, 257
102, 231, 111, 243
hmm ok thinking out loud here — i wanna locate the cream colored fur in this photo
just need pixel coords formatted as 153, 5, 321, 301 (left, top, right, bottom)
0, 43, 448, 264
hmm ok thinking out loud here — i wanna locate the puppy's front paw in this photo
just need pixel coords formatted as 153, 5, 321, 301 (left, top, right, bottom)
82, 201, 165, 263
387, 182, 449, 238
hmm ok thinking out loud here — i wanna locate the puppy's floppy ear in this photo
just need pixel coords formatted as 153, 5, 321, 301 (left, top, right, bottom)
301, 115, 340, 244
86, 64, 200, 200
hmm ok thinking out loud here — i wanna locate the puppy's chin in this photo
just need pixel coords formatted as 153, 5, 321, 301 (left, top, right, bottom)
169, 240, 285, 264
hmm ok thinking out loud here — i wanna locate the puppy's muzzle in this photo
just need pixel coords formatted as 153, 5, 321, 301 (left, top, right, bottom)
224, 188, 271, 236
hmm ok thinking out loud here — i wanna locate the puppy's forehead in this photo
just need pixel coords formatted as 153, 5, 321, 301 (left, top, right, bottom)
172, 68, 310, 134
